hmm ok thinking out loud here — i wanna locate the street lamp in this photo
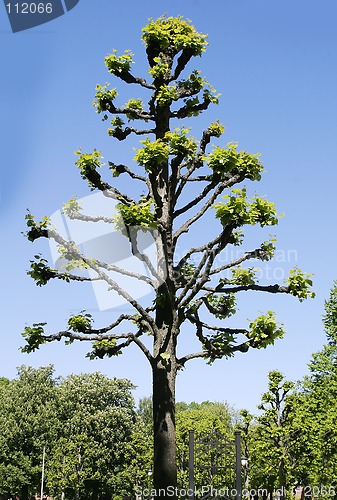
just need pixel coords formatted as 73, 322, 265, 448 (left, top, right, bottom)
147, 468, 153, 499
241, 457, 249, 496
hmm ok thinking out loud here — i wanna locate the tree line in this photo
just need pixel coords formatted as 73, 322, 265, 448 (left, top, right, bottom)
0, 369, 149, 499
239, 281, 337, 500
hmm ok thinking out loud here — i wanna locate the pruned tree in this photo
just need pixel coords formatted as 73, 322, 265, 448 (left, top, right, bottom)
288, 280, 337, 490
254, 371, 295, 499
22, 15, 314, 495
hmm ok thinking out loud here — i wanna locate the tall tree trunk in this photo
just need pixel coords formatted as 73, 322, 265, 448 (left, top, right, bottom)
152, 357, 177, 497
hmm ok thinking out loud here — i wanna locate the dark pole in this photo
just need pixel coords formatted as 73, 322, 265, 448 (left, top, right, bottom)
189, 430, 195, 499
235, 431, 242, 500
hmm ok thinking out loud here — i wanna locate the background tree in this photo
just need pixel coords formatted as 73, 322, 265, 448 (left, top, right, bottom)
0, 367, 148, 499
242, 371, 297, 499
22, 15, 314, 494
285, 281, 337, 492
138, 396, 155, 433
47, 373, 149, 499
138, 398, 237, 492
0, 365, 58, 499
176, 401, 236, 491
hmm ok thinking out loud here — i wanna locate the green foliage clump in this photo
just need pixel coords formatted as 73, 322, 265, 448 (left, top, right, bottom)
68, 312, 92, 333
86, 339, 120, 360
208, 293, 237, 319
323, 280, 337, 343
105, 49, 134, 74
230, 266, 259, 286
24, 213, 50, 242
208, 120, 225, 138
125, 98, 143, 120
142, 15, 208, 57
27, 255, 59, 286
0, 367, 149, 498
179, 261, 197, 278
179, 84, 220, 116
148, 56, 170, 79
178, 70, 205, 94
156, 83, 179, 106
115, 197, 157, 230
74, 149, 103, 187
134, 138, 169, 172
213, 187, 279, 228
21, 323, 47, 353
57, 243, 89, 271
247, 311, 285, 348
93, 83, 118, 114
176, 401, 235, 491
259, 238, 277, 261
166, 128, 197, 158
286, 267, 315, 301
206, 142, 264, 181
135, 130, 197, 171
62, 196, 81, 216
108, 116, 125, 139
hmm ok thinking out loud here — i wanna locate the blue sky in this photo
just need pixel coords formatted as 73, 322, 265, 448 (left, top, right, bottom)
1, 0, 337, 413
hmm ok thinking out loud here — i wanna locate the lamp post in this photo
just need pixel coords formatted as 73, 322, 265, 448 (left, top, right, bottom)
241, 456, 249, 498
147, 468, 153, 499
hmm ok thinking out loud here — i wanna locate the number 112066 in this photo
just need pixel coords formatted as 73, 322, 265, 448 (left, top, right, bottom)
6, 3, 53, 14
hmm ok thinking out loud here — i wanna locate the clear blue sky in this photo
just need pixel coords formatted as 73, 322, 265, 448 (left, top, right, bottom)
1, 0, 337, 413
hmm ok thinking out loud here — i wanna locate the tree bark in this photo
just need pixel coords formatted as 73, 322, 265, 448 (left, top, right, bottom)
152, 357, 177, 497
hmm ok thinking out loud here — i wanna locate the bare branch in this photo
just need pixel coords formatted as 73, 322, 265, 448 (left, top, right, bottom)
176, 230, 226, 271
132, 335, 154, 364
109, 126, 155, 141
77, 164, 136, 205
173, 173, 243, 244
177, 228, 234, 306
89, 313, 139, 334
66, 210, 115, 224
108, 162, 150, 187
174, 126, 214, 201
184, 175, 214, 182
79, 166, 113, 194
42, 329, 136, 343
176, 249, 211, 306
40, 327, 154, 363
209, 247, 266, 275
171, 98, 212, 119
124, 227, 163, 284
207, 283, 290, 294
177, 351, 208, 365
93, 333, 154, 362
100, 99, 155, 121
45, 228, 159, 335
93, 258, 157, 287
177, 312, 253, 366
111, 70, 155, 90
52, 270, 101, 283
171, 48, 194, 80
47, 216, 158, 286
174, 180, 217, 219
